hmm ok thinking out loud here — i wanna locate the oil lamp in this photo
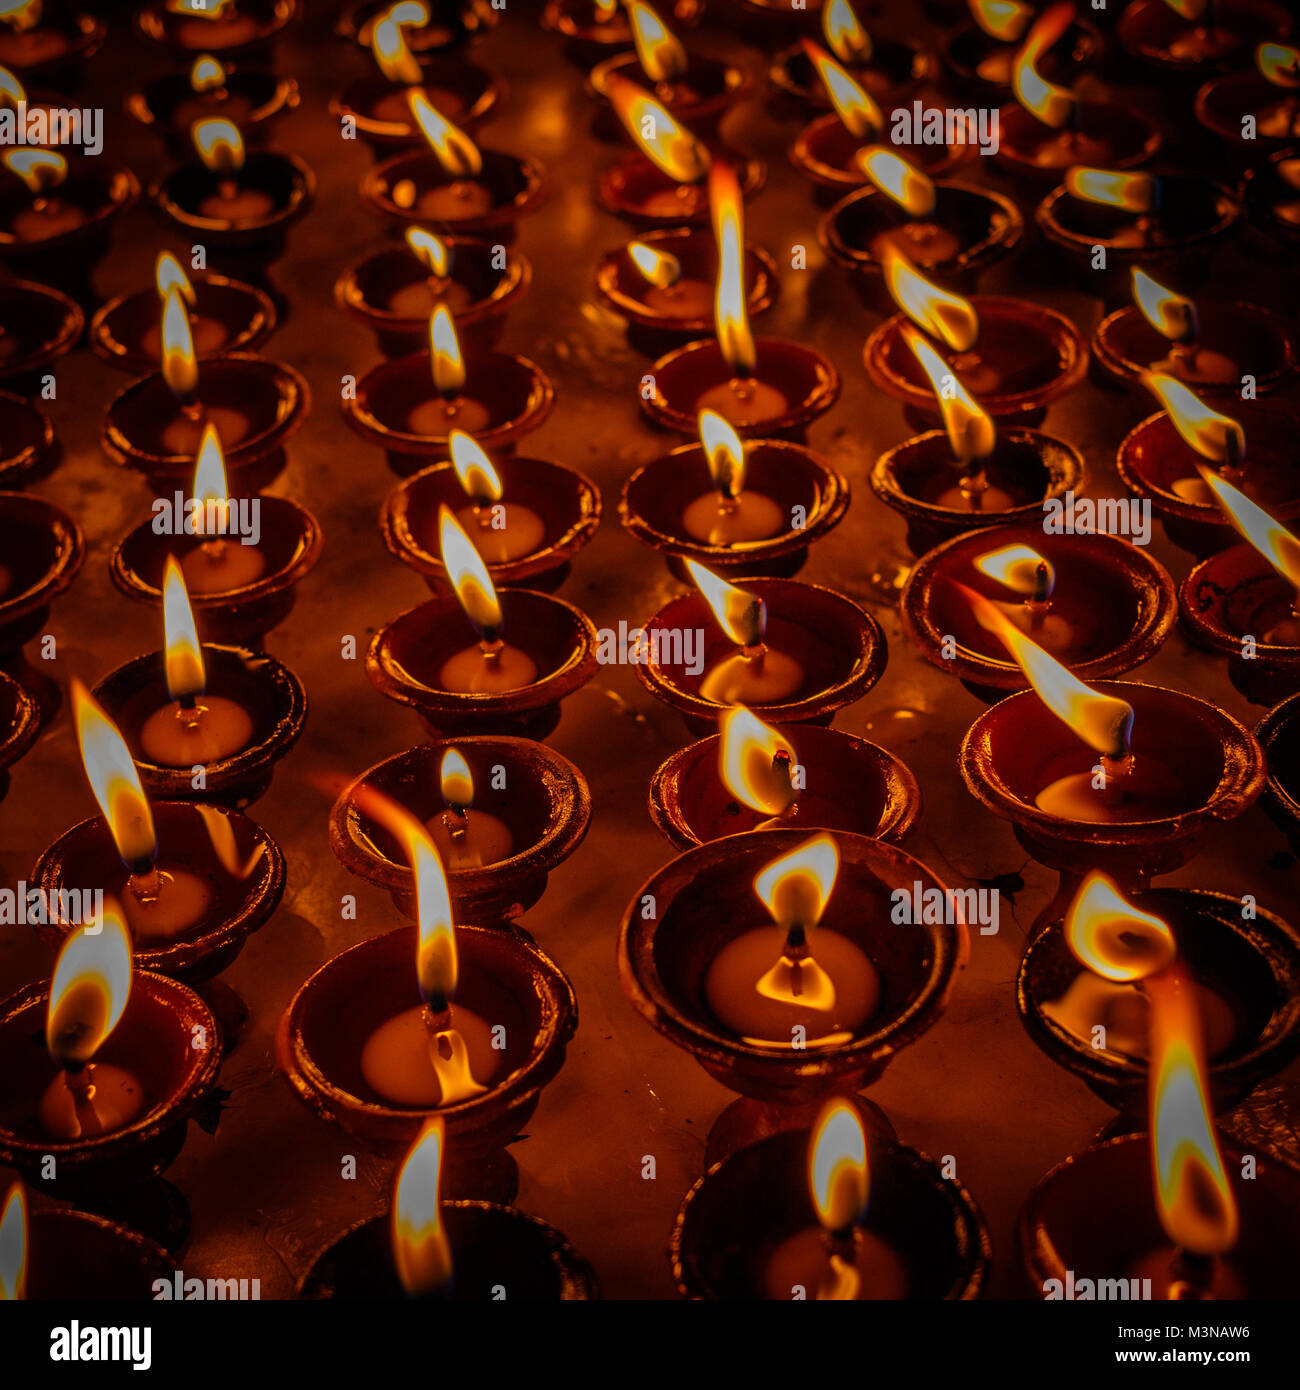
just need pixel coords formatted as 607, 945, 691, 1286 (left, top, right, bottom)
0, 2, 104, 80
90, 252, 278, 376
0, 668, 38, 801
902, 524, 1177, 700
618, 828, 967, 1164
1196, 40, 1300, 152
672, 1102, 990, 1299
33, 681, 286, 980
648, 703, 921, 849
0, 277, 81, 386
996, 4, 1163, 181
1018, 872, 1300, 1116
278, 804, 577, 1202
380, 427, 600, 590
1240, 142, 1300, 244
338, 227, 531, 357
941, 0, 1100, 98
644, 163, 840, 438
135, 0, 298, 57
0, 387, 55, 486
346, 304, 554, 473
637, 563, 887, 734
298, 1119, 598, 1298
1258, 689, 1300, 854
542, 0, 700, 62
1117, 0, 1292, 75
340, 0, 500, 57
368, 506, 599, 738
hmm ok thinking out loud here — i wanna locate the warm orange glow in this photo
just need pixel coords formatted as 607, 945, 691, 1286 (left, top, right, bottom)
1258, 42, 1300, 89
191, 117, 244, 173
167, 0, 235, 15
955, 581, 1135, 757
1065, 167, 1159, 214
881, 243, 979, 351
163, 556, 206, 704
698, 408, 746, 500
46, 906, 133, 1069
810, 1098, 868, 1234
1198, 467, 1300, 592
719, 705, 796, 816
628, 0, 687, 83
1161, 0, 1209, 19
72, 680, 157, 869
974, 543, 1055, 600
405, 227, 450, 278
1149, 974, 1239, 1256
902, 326, 995, 466
1143, 374, 1246, 468
0, 1183, 26, 1303
439, 503, 502, 636
161, 285, 198, 402
3, 1, 42, 34
448, 428, 502, 505
372, 5, 423, 85
755, 831, 839, 934
969, 0, 1033, 41
192, 422, 230, 536
603, 73, 711, 182
1013, 3, 1076, 129
190, 54, 226, 93
411, 828, 457, 1004
428, 303, 465, 397
3, 148, 66, 193
407, 89, 483, 178
854, 146, 936, 217
801, 39, 883, 140
0, 65, 24, 109
1132, 269, 1196, 344
392, 1118, 453, 1297
155, 251, 195, 305
821, 0, 872, 65
684, 558, 766, 648
627, 239, 681, 288
440, 747, 474, 811
1064, 872, 1177, 983
710, 160, 754, 376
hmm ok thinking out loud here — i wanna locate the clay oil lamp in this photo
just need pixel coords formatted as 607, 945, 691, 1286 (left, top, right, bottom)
648, 703, 921, 850
344, 302, 554, 474
1021, 979, 1300, 1300
127, 53, 300, 159
1018, 872, 1300, 1117
339, 0, 499, 56
638, 561, 887, 735
135, 0, 298, 58
91, 558, 307, 808
0, 277, 82, 386
770, 0, 935, 111
597, 73, 765, 228
298, 1118, 598, 1299
110, 422, 321, 646
1115, 375, 1300, 557
91, 251, 277, 376
542, 0, 700, 64
589, 0, 751, 136
278, 808, 577, 1202
957, 589, 1265, 927
1180, 467, 1300, 704
331, 6, 501, 157
380, 427, 599, 592
0, 387, 55, 486
672, 1099, 990, 1299
902, 526, 1177, 702
0, 907, 222, 1199
367, 506, 599, 739
0, 1181, 177, 1300
330, 736, 590, 925
997, 4, 1163, 182
1094, 268, 1296, 400
102, 285, 309, 496
338, 227, 530, 359
360, 90, 543, 241
618, 828, 967, 1164
0, 668, 38, 801
1239, 143, 1300, 243
1037, 168, 1241, 297
32, 681, 286, 982
1256, 689, 1300, 855
0, 1, 104, 84
620, 408, 849, 579
0, 61, 75, 148
644, 164, 839, 440
153, 119, 314, 281
941, 0, 1101, 99
0, 149, 139, 299
1197, 40, 1300, 153
1117, 0, 1292, 78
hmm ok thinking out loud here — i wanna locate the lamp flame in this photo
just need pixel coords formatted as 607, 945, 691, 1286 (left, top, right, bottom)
46, 906, 133, 1069
440, 747, 474, 812
1013, 3, 1076, 129
628, 239, 681, 288
192, 422, 230, 536
1161, 0, 1209, 19
3, 1, 42, 33
72, 680, 156, 871
372, 7, 423, 85
405, 227, 450, 278
1132, 269, 1197, 345
754, 831, 839, 934
801, 39, 883, 140
1258, 42, 1300, 89
191, 117, 244, 173
3, 148, 65, 193
902, 325, 995, 466
1064, 872, 1177, 983
0, 64, 26, 109
628, 0, 688, 84
710, 160, 754, 376
974, 543, 1055, 601
407, 89, 482, 177
969, 0, 1033, 42
603, 73, 711, 182
448, 428, 502, 505
392, 1117, 453, 1297
1065, 167, 1159, 214
190, 54, 226, 93
684, 558, 766, 648
428, 303, 465, 398
880, 243, 980, 352
821, 0, 872, 65
155, 251, 195, 305
167, 0, 234, 15
161, 285, 198, 404
438, 504, 502, 638
698, 408, 746, 500
810, 1098, 868, 1233
854, 146, 936, 217
163, 556, 206, 704
1143, 373, 1245, 468
1197, 467, 1300, 592
720, 705, 796, 816
0, 1183, 25, 1302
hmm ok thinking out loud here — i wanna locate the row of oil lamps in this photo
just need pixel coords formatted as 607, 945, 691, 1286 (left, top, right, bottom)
3, 0, 1300, 1300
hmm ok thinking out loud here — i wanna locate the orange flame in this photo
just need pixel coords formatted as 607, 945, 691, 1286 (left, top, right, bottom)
822, 0, 872, 65
1064, 872, 1177, 982
439, 503, 502, 637
1132, 269, 1197, 344
3, 1, 42, 34
428, 303, 465, 398
0, 1183, 25, 1302
190, 54, 226, 93
72, 680, 157, 870
392, 1117, 453, 1297
881, 243, 980, 351
440, 747, 474, 812
801, 39, 883, 140
155, 251, 195, 306
684, 558, 766, 648
192, 422, 230, 536
969, 0, 1033, 42
448, 429, 502, 505
160, 285, 198, 403
628, 239, 681, 288
854, 146, 936, 218
3, 149, 66, 193
628, 0, 687, 83
902, 325, 995, 466
710, 161, 754, 376
755, 831, 839, 934
372, 6, 423, 85
191, 117, 244, 173
1065, 167, 1159, 214
698, 408, 746, 500
1143, 374, 1245, 468
974, 543, 1055, 600
1161, 0, 1209, 19
1013, 3, 1076, 129
810, 1098, 868, 1233
46, 906, 133, 1069
603, 73, 711, 182
719, 705, 796, 816
405, 227, 450, 278
163, 557, 206, 704
0, 64, 26, 109
1198, 468, 1300, 592
1258, 42, 1300, 89
407, 90, 483, 177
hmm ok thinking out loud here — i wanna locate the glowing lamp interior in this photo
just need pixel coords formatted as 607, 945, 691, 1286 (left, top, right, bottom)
439, 503, 502, 637
604, 73, 711, 182
1064, 872, 1177, 983
685, 558, 766, 648
719, 704, 796, 816
406, 227, 450, 279
407, 89, 483, 177
881, 244, 979, 352
449, 428, 502, 504
392, 1118, 453, 1297
72, 680, 157, 870
821, 0, 872, 65
810, 1098, 869, 1234
628, 0, 687, 84
1144, 373, 1245, 467
46, 907, 133, 1069
192, 117, 245, 173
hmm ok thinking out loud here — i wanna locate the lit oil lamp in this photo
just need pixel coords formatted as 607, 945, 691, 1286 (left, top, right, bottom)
542, 0, 700, 63
32, 681, 286, 980
637, 561, 887, 734
330, 735, 591, 924
648, 703, 921, 849
298, 1119, 598, 1299
1018, 871, 1300, 1116
90, 251, 278, 376
644, 162, 839, 438
941, 0, 1101, 98
0, 1, 104, 80
1117, 0, 1292, 75
672, 1099, 990, 1299
1196, 40, 1300, 152
618, 827, 967, 1164
901, 524, 1177, 701
278, 801, 577, 1202
345, 302, 554, 473
1239, 143, 1300, 243
620, 408, 849, 578
340, 0, 500, 58
0, 386, 55, 486
360, 89, 544, 239
0, 668, 38, 801
368, 506, 599, 738
996, 3, 1163, 181
864, 247, 1089, 428
0, 277, 82, 387
338, 226, 531, 357
135, 0, 297, 57
380, 427, 600, 591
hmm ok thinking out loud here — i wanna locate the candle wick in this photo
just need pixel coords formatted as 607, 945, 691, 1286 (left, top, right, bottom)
1167, 1248, 1216, 1300
127, 864, 165, 903
445, 805, 469, 839
478, 634, 504, 659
